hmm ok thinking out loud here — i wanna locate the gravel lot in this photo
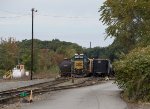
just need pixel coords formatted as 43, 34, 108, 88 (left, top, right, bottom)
0, 78, 54, 92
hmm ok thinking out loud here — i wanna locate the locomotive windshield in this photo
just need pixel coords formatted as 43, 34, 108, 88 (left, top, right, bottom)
79, 55, 83, 59
75, 55, 80, 59
75, 55, 83, 59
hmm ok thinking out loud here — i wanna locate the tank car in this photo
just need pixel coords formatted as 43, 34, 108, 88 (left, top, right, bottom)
59, 58, 71, 77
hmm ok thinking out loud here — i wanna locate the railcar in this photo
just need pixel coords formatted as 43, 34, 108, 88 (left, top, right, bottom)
93, 59, 111, 77
59, 58, 71, 77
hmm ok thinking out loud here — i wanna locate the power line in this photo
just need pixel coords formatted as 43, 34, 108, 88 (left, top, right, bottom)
0, 10, 95, 19
0, 10, 96, 21
0, 9, 30, 19
37, 13, 95, 19
0, 9, 30, 16
0, 15, 96, 21
0, 15, 28, 19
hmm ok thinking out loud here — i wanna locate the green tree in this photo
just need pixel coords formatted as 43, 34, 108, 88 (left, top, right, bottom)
100, 1, 150, 101
100, 0, 150, 50
38, 49, 51, 71
18, 39, 83, 73
0, 37, 19, 70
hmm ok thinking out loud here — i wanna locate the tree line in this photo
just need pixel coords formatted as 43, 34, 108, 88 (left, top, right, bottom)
0, 38, 83, 76
0, 36, 118, 77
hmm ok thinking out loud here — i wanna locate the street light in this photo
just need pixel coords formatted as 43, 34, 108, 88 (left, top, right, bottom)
31, 8, 37, 80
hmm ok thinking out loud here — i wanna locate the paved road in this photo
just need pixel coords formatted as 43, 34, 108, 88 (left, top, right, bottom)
22, 81, 128, 109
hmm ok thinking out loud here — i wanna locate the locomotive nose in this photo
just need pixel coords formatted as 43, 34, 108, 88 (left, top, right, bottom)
74, 61, 83, 70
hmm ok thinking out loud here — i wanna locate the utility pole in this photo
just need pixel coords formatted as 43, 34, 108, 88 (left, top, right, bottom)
31, 8, 37, 80
90, 42, 91, 49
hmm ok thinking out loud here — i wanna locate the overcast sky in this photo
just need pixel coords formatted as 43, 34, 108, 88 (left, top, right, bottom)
0, 0, 114, 48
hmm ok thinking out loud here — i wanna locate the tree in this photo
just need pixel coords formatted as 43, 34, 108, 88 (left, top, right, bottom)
38, 49, 51, 71
0, 37, 19, 70
17, 39, 83, 73
100, 1, 150, 101
100, 0, 150, 50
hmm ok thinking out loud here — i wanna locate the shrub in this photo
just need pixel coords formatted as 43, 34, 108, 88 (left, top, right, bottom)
114, 46, 150, 101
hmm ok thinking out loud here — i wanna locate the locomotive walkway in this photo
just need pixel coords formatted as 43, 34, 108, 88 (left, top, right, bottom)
0, 78, 54, 92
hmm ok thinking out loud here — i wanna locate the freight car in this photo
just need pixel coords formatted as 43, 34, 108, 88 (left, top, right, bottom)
59, 58, 71, 77
93, 59, 112, 77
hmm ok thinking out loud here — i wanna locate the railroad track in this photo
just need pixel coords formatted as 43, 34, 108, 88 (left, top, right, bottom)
26, 77, 108, 94
0, 78, 69, 104
34, 78, 88, 93
0, 77, 114, 105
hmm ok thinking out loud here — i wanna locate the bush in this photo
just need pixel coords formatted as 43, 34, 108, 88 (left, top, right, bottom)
114, 46, 150, 101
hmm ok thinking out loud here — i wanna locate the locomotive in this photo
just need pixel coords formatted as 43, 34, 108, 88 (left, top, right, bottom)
71, 54, 92, 76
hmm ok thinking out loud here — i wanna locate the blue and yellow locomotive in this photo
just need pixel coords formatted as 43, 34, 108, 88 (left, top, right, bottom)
71, 54, 92, 76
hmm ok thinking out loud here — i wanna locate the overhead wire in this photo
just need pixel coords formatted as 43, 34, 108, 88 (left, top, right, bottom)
37, 13, 94, 19
0, 9, 30, 19
0, 9, 30, 16
0, 9, 95, 20
0, 15, 29, 19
